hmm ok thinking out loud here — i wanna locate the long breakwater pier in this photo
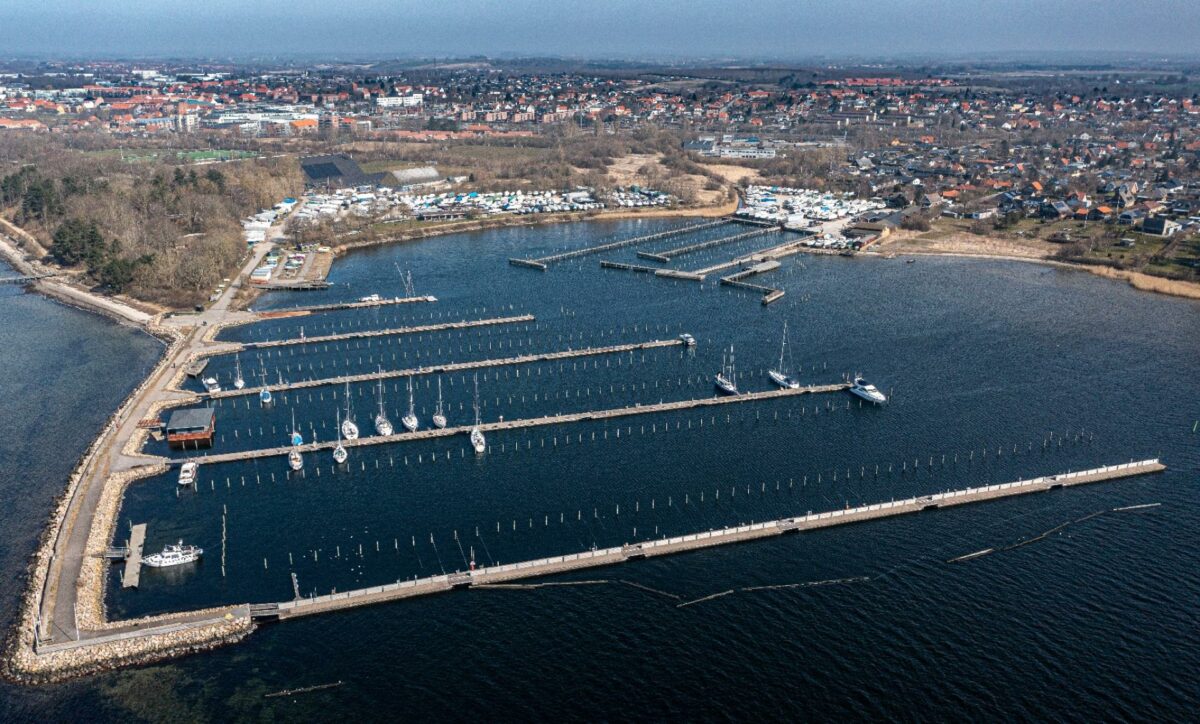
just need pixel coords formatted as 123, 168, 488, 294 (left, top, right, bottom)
254, 459, 1164, 621
180, 381, 852, 465
237, 314, 534, 351
205, 338, 687, 400
509, 218, 734, 270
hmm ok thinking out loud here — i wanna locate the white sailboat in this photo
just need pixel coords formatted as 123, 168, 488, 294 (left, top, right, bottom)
333, 409, 348, 464
401, 376, 419, 433
258, 359, 272, 405
340, 381, 359, 440
289, 408, 304, 446
432, 377, 447, 429
233, 354, 245, 390
714, 346, 739, 395
469, 373, 486, 455
374, 371, 393, 436
768, 322, 800, 389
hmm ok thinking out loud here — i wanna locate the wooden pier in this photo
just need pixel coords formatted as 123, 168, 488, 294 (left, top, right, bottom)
122, 524, 147, 589
252, 295, 437, 317
176, 380, 850, 465
509, 218, 734, 269
598, 261, 705, 281
636, 227, 776, 263
205, 338, 687, 400
239, 314, 535, 351
271, 459, 1164, 620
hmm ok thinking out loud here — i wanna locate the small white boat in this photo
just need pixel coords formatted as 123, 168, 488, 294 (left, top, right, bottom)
143, 540, 202, 568
432, 377, 447, 429
288, 448, 304, 471
679, 333, 696, 347
258, 360, 272, 405
714, 346, 739, 395
401, 376, 419, 433
359, 293, 381, 303
849, 376, 888, 404
233, 355, 245, 390
374, 371, 394, 436
202, 376, 222, 393
341, 382, 359, 440
470, 374, 485, 454
768, 322, 800, 389
177, 461, 198, 486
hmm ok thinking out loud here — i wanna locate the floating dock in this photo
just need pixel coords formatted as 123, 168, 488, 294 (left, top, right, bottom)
636, 227, 777, 263
239, 314, 534, 351
175, 381, 851, 465
509, 218, 734, 269
122, 524, 146, 589
270, 459, 1164, 619
204, 338, 686, 400
252, 295, 437, 317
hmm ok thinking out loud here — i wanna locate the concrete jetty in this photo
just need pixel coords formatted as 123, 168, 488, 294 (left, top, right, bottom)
204, 338, 686, 400
178, 381, 851, 465
509, 218, 733, 268
270, 459, 1164, 620
238, 314, 534, 351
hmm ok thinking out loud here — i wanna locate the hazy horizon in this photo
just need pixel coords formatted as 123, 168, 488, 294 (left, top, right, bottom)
2, 0, 1199, 62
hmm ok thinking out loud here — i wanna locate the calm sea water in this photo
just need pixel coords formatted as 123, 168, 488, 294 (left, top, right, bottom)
1, 219, 1198, 721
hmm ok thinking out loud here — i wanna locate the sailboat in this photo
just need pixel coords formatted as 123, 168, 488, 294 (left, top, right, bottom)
374, 371, 393, 436
401, 376, 419, 432
340, 381, 359, 440
289, 409, 304, 446
258, 359, 272, 405
233, 354, 245, 390
469, 373, 486, 455
287, 410, 304, 470
432, 377, 447, 429
714, 346, 739, 395
768, 322, 800, 389
333, 409, 348, 464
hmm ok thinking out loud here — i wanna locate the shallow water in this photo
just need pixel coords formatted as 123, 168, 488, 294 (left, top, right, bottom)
1, 218, 1198, 721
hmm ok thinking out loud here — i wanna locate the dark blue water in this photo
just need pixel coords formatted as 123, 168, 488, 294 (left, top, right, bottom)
2, 219, 1198, 721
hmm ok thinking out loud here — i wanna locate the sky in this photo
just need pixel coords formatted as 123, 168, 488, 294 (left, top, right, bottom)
2, 0, 1199, 61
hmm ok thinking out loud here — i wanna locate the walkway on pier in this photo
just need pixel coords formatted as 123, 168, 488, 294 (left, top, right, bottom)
238, 314, 534, 351
178, 381, 850, 465
509, 218, 733, 269
636, 227, 778, 263
205, 338, 686, 400
122, 524, 146, 589
252, 295, 437, 318
271, 459, 1164, 619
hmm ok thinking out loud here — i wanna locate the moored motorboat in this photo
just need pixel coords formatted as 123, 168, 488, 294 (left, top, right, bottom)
849, 376, 888, 404
143, 541, 202, 568
177, 461, 198, 486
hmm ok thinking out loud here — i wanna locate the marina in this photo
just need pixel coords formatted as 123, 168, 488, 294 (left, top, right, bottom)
7, 214, 1196, 698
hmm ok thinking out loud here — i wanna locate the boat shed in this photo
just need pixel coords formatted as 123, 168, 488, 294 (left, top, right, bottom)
165, 408, 216, 449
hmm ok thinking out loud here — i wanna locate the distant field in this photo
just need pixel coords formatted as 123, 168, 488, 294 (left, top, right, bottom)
81, 148, 259, 164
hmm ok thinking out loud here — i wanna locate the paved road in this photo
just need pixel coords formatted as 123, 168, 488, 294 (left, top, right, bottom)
41, 227, 285, 643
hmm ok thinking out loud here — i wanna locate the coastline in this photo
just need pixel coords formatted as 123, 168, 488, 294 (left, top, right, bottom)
866, 248, 1200, 302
